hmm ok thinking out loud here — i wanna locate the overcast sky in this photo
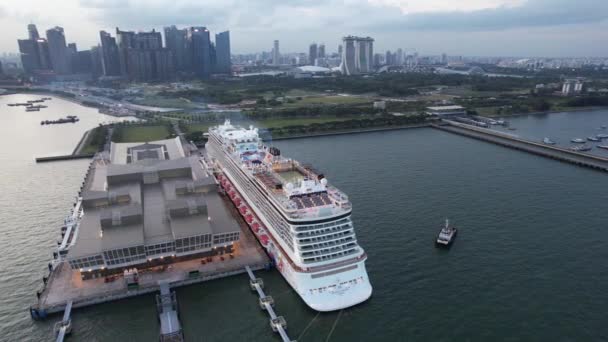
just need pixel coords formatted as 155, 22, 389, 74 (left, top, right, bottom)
1, 0, 607, 57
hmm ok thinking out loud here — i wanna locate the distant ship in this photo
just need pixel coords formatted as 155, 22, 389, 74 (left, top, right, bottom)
542, 137, 555, 145
206, 120, 372, 312
570, 145, 592, 152
436, 219, 457, 247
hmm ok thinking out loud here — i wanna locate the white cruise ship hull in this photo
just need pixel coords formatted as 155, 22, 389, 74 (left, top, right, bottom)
206, 129, 372, 311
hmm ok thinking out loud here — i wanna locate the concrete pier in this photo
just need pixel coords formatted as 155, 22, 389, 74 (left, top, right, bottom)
31, 217, 269, 316
433, 120, 608, 172
35, 154, 94, 163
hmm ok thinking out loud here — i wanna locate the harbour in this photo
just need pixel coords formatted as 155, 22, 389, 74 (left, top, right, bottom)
433, 120, 608, 172
2, 94, 608, 341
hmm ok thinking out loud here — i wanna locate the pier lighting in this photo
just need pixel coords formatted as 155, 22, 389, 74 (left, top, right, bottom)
160, 256, 164, 260
88, 269, 91, 272
79, 268, 83, 272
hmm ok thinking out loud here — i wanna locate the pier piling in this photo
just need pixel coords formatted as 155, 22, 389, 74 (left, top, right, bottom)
245, 266, 293, 342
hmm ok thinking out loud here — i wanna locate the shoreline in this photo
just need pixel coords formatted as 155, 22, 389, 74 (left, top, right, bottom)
269, 123, 431, 141
483, 106, 608, 118
72, 128, 92, 155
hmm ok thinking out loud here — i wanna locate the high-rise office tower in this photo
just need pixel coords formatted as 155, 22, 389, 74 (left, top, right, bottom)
215, 31, 231, 73
340, 36, 374, 75
36, 38, 51, 70
188, 27, 212, 78
116, 27, 172, 81
318, 44, 325, 59
272, 40, 280, 65
46, 26, 71, 74
28, 24, 40, 40
396, 48, 404, 65
115, 27, 136, 77
99, 31, 121, 76
18, 39, 40, 74
309, 43, 318, 65
338, 44, 343, 56
90, 45, 104, 77
164, 26, 188, 71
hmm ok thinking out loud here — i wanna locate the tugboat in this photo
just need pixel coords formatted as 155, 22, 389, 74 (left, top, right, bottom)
542, 137, 556, 145
436, 219, 457, 247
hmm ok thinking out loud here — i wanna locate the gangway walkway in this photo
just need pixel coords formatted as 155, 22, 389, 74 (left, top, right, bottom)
156, 282, 184, 342
54, 300, 72, 342
245, 266, 293, 342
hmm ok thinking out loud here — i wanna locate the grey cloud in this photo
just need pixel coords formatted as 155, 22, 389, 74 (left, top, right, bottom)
367, 0, 608, 32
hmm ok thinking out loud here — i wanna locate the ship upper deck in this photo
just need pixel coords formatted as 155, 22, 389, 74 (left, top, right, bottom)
209, 121, 352, 221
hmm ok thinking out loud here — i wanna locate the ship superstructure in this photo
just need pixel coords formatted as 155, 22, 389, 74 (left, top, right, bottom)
206, 120, 372, 311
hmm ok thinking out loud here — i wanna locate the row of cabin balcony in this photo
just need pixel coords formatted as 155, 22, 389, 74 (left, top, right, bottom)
302, 246, 358, 264
295, 222, 352, 237
293, 218, 350, 232
297, 229, 354, 245
301, 241, 358, 258
299, 236, 356, 252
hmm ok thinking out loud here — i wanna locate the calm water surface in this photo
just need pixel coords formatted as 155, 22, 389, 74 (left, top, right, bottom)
1, 98, 607, 341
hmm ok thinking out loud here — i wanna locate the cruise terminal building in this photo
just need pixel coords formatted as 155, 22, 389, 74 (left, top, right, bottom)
66, 137, 240, 279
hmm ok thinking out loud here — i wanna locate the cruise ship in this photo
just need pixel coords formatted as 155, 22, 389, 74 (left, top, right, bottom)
206, 120, 372, 311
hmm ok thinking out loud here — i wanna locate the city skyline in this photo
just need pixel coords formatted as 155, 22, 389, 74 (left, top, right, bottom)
0, 0, 608, 57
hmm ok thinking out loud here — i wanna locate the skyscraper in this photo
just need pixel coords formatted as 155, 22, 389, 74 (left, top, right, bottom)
18, 39, 40, 74
188, 27, 212, 78
309, 43, 318, 65
272, 40, 280, 65
99, 31, 121, 76
116, 27, 173, 81
90, 45, 104, 77
318, 44, 325, 59
28, 24, 40, 40
46, 26, 71, 74
164, 26, 188, 71
215, 31, 231, 73
18, 24, 52, 75
340, 36, 374, 75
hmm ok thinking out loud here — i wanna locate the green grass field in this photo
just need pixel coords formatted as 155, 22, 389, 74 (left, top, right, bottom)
183, 116, 357, 134
131, 97, 203, 109
113, 125, 172, 143
282, 95, 371, 107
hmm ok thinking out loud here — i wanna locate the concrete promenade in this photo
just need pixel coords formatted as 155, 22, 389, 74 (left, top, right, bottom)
33, 215, 270, 315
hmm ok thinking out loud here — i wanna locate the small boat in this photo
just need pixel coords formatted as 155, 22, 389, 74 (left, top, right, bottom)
571, 138, 585, 143
587, 136, 601, 142
25, 107, 40, 112
597, 145, 608, 150
596, 134, 608, 139
570, 145, 592, 152
436, 219, 457, 247
508, 127, 517, 131
542, 137, 555, 145
601, 125, 607, 129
